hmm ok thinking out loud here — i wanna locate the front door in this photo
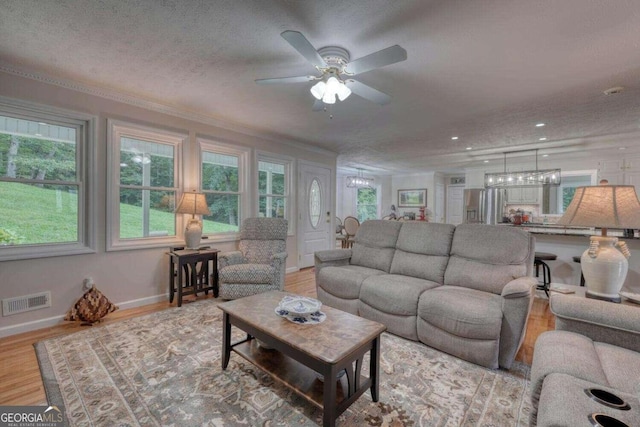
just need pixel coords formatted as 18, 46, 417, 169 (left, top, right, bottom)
297, 162, 333, 268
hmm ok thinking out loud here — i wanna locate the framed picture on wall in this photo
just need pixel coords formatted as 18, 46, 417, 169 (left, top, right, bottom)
397, 189, 427, 207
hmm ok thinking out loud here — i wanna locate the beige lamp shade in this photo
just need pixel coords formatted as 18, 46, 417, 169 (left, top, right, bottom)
556, 185, 640, 230
175, 192, 211, 217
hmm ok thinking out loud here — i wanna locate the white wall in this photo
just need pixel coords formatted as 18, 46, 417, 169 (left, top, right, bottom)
392, 172, 435, 219
0, 71, 336, 336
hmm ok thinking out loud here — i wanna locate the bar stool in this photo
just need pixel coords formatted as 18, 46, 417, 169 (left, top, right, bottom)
534, 252, 557, 296
572, 256, 586, 287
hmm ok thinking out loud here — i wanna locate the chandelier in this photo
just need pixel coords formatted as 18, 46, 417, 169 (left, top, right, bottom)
346, 169, 374, 188
484, 150, 561, 188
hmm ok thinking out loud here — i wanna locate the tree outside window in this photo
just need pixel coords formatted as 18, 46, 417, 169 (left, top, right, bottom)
258, 160, 287, 219
201, 149, 244, 234
357, 187, 378, 222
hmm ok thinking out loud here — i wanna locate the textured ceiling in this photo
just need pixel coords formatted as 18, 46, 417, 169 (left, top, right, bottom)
2, 0, 640, 174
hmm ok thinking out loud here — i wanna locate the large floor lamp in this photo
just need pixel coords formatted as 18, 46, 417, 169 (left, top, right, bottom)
556, 180, 640, 302
175, 191, 211, 249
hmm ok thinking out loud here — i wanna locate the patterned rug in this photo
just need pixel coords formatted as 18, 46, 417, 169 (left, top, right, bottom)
35, 299, 532, 426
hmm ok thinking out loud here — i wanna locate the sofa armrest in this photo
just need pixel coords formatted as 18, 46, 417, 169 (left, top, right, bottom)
550, 294, 640, 352
501, 276, 538, 299
315, 249, 352, 263
314, 249, 352, 277
498, 276, 537, 369
270, 252, 288, 269
218, 251, 246, 269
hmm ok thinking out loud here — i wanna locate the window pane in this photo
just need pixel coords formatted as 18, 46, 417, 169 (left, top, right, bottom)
202, 152, 238, 192
0, 122, 77, 182
119, 189, 176, 238
120, 137, 174, 187
357, 188, 378, 222
259, 196, 286, 218
202, 194, 240, 233
258, 161, 285, 195
0, 181, 78, 245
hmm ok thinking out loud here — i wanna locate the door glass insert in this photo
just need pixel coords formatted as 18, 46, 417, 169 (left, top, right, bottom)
309, 178, 321, 228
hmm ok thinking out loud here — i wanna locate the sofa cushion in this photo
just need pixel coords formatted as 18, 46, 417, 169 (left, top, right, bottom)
360, 274, 440, 316
445, 224, 531, 294
418, 286, 503, 340
350, 220, 402, 272
389, 222, 454, 283
317, 265, 386, 299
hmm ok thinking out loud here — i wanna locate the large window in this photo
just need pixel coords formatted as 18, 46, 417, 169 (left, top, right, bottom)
200, 139, 248, 236
257, 154, 292, 231
108, 120, 184, 250
0, 99, 94, 261
357, 187, 378, 222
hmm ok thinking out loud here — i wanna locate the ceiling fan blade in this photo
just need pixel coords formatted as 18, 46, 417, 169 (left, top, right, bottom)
280, 30, 327, 69
345, 80, 391, 105
344, 45, 407, 75
255, 75, 318, 84
312, 99, 325, 111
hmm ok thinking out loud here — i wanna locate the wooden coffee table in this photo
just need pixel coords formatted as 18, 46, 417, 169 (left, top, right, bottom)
219, 291, 386, 427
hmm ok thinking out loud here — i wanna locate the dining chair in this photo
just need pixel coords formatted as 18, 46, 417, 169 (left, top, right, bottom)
342, 216, 360, 248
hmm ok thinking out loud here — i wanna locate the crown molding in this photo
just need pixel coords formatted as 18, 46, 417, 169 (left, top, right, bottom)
0, 62, 337, 158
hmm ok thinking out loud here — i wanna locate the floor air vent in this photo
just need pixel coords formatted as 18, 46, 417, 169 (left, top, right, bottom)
2, 291, 51, 316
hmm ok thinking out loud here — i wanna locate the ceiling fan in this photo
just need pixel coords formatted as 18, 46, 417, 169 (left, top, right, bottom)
256, 31, 407, 110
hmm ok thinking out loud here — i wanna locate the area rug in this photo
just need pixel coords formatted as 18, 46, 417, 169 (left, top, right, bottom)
35, 299, 532, 426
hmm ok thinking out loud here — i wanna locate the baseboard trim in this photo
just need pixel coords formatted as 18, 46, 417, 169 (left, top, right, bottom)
0, 293, 169, 338
286, 266, 300, 274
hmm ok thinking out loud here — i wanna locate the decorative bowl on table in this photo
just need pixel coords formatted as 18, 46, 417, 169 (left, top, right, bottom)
275, 295, 325, 324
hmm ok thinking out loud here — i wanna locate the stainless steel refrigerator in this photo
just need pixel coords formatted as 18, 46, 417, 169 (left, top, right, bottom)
463, 188, 506, 224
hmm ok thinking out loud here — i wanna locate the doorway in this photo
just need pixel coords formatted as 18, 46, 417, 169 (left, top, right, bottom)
446, 185, 465, 224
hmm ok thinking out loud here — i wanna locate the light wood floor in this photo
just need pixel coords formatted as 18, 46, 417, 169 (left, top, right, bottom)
0, 268, 554, 405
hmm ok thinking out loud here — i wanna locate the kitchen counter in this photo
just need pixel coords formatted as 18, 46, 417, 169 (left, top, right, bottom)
497, 223, 639, 239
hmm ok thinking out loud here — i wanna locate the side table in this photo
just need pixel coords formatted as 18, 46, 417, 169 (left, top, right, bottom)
168, 247, 220, 307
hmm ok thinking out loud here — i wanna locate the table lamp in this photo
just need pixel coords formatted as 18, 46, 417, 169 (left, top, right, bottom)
175, 191, 211, 249
556, 180, 640, 302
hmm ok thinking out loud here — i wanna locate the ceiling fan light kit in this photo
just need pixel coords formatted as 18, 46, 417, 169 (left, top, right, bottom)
256, 30, 407, 109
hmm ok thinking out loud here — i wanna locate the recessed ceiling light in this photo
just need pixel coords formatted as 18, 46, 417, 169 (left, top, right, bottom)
466, 147, 472, 150
603, 86, 624, 95
619, 147, 627, 150
542, 154, 549, 157
451, 136, 459, 140
483, 160, 489, 163
539, 137, 547, 141
535, 123, 545, 127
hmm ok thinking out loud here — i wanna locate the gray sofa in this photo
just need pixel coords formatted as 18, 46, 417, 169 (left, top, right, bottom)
314, 220, 537, 369
530, 294, 640, 426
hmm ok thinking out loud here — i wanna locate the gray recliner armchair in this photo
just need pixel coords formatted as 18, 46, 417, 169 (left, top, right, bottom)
218, 218, 288, 300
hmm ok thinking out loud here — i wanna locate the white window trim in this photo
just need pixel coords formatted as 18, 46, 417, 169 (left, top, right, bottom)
256, 151, 295, 235
0, 96, 96, 261
106, 119, 186, 251
198, 137, 250, 243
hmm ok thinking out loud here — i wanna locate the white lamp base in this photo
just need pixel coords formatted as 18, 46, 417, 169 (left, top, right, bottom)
581, 236, 628, 303
184, 218, 203, 249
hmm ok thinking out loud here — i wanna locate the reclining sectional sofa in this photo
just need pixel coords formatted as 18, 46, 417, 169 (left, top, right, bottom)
314, 220, 537, 369
530, 294, 640, 426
